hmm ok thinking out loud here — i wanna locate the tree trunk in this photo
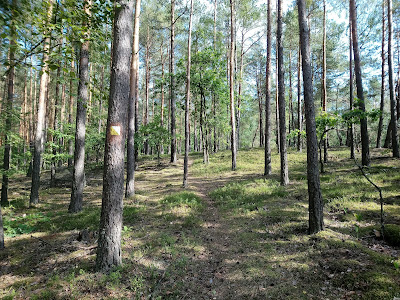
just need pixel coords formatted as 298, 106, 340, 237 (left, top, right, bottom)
387, 0, 400, 157
183, 0, 193, 188
229, 0, 237, 171
1, 3, 16, 206
297, 0, 324, 234
126, 0, 140, 198
376, 0, 385, 148
30, 0, 54, 206
349, 17, 355, 159
69, 1, 91, 213
96, 0, 134, 272
170, 0, 177, 163
160, 41, 165, 154
264, 0, 272, 176
144, 25, 150, 155
277, 0, 289, 185
68, 60, 75, 167
322, 0, 328, 163
257, 72, 264, 147
350, 0, 370, 166
297, 42, 302, 152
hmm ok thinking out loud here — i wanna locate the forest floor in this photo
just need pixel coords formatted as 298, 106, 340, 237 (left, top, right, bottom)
1, 147, 400, 299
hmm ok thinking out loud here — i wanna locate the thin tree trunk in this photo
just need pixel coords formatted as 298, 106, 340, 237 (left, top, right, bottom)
350, 0, 370, 166
264, 0, 272, 176
297, 42, 302, 152
68, 60, 75, 167
229, 0, 237, 171
30, 0, 54, 206
297, 0, 324, 234
349, 17, 355, 159
170, 0, 177, 163
183, 0, 193, 188
160, 41, 165, 154
322, 0, 328, 162
237, 30, 245, 149
277, 0, 289, 185
126, 0, 140, 198
387, 0, 400, 157
376, 0, 385, 148
51, 53, 62, 187
96, 0, 134, 272
69, 0, 91, 213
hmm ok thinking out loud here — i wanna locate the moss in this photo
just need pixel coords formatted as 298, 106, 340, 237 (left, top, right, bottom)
384, 224, 400, 246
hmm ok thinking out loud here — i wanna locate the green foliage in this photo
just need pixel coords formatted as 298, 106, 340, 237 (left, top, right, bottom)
161, 192, 203, 210
135, 115, 170, 155
3, 212, 50, 237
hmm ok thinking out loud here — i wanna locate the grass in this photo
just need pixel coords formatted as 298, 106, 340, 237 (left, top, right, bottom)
1, 147, 400, 299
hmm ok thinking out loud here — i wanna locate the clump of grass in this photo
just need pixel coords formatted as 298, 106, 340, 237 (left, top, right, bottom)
161, 192, 203, 210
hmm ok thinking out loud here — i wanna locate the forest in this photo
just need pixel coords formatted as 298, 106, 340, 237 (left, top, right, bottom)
0, 0, 400, 298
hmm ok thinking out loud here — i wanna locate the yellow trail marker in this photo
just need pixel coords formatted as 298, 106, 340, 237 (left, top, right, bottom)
110, 125, 121, 136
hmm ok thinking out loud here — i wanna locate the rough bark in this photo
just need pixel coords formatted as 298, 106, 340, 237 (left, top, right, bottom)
170, 0, 177, 163
30, 0, 54, 206
387, 0, 400, 157
68, 60, 75, 168
126, 0, 140, 198
297, 0, 324, 234
229, 0, 237, 171
350, 0, 370, 166
96, 0, 134, 272
183, 0, 193, 188
277, 0, 289, 185
69, 1, 91, 213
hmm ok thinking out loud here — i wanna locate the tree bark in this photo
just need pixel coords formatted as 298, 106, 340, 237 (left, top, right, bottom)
277, 0, 289, 185
69, 1, 91, 213
170, 0, 177, 163
349, 17, 355, 159
322, 0, 328, 162
297, 42, 302, 152
297, 0, 324, 234
229, 0, 237, 171
68, 60, 75, 168
264, 0, 272, 176
1, 2, 16, 206
96, 0, 134, 272
126, 0, 140, 198
376, 0, 385, 148
350, 0, 370, 166
183, 0, 193, 188
30, 0, 54, 206
387, 0, 400, 157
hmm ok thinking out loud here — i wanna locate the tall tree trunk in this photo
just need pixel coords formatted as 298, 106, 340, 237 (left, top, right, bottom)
349, 18, 355, 159
322, 0, 328, 162
69, 0, 91, 213
51, 52, 62, 187
387, 0, 400, 157
170, 0, 177, 163
257, 71, 264, 147
1, 1, 16, 206
126, 0, 140, 198
376, 0, 385, 148
350, 0, 370, 166
96, 0, 134, 272
277, 0, 289, 185
297, 0, 324, 234
68, 60, 75, 167
183, 0, 193, 188
213, 0, 218, 153
237, 31, 245, 149
160, 41, 165, 154
30, 0, 54, 206
229, 0, 237, 171
275, 44, 280, 154
264, 0, 272, 176
297, 42, 302, 152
